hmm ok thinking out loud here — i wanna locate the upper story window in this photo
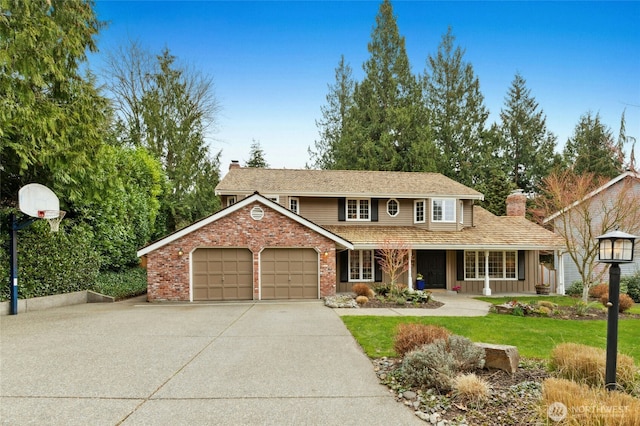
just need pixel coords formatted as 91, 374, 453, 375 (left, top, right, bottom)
387, 199, 399, 217
459, 200, 464, 224
432, 198, 455, 222
347, 198, 369, 221
289, 197, 299, 214
265, 195, 279, 204
226, 196, 237, 207
414, 200, 425, 223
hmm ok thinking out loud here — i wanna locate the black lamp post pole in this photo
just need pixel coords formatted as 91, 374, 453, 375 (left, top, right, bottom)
605, 263, 621, 391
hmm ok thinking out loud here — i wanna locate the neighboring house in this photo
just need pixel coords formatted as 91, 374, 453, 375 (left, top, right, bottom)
543, 171, 640, 288
137, 162, 564, 301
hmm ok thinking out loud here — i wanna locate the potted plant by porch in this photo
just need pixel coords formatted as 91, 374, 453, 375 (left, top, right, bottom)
535, 283, 550, 295
416, 273, 426, 290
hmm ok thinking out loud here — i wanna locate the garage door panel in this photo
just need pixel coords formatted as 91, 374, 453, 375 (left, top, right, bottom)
192, 248, 253, 301
261, 248, 318, 300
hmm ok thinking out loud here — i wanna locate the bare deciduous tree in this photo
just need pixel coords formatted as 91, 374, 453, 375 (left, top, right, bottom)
376, 239, 411, 290
537, 170, 640, 301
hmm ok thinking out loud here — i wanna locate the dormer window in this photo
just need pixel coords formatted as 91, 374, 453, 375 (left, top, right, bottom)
432, 198, 455, 222
227, 196, 237, 207
347, 198, 370, 221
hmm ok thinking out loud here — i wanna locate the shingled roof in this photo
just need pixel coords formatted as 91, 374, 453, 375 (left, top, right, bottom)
216, 168, 484, 199
323, 206, 565, 250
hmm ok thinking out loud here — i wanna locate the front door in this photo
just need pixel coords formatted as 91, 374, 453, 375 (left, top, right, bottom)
416, 250, 446, 289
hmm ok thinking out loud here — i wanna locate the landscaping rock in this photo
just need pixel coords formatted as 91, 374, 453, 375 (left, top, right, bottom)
476, 342, 520, 373
403, 390, 417, 400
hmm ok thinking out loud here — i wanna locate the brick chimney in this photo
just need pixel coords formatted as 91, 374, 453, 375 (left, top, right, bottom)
506, 189, 526, 217
229, 160, 240, 171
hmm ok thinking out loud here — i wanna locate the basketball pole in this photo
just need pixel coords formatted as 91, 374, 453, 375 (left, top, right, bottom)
9, 213, 37, 315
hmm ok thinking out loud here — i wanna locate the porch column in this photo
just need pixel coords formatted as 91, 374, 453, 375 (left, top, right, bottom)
407, 250, 413, 290
556, 250, 565, 295
482, 250, 492, 295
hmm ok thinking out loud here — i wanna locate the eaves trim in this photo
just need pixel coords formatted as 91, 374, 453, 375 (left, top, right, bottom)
137, 193, 353, 256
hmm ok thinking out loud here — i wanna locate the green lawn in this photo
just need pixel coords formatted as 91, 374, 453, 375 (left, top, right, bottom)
475, 295, 580, 307
341, 314, 640, 362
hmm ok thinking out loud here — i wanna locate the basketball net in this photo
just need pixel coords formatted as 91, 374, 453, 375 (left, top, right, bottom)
37, 210, 66, 232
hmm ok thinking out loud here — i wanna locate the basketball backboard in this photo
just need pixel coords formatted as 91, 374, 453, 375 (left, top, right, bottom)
18, 183, 60, 218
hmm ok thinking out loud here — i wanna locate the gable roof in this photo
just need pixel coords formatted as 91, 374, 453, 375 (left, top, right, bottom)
137, 193, 354, 257
543, 171, 640, 224
216, 168, 484, 200
324, 206, 565, 250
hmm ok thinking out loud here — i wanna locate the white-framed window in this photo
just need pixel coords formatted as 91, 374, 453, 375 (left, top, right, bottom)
289, 197, 299, 214
465, 251, 517, 280
349, 250, 374, 281
265, 195, 279, 203
346, 198, 370, 221
432, 198, 455, 222
414, 199, 425, 223
459, 200, 464, 224
226, 196, 237, 207
387, 199, 399, 217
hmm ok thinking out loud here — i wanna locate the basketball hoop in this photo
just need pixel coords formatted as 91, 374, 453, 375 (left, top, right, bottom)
37, 210, 66, 232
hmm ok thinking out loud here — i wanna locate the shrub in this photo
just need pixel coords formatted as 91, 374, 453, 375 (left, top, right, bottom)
371, 282, 391, 297
541, 378, 640, 426
401, 340, 456, 392
622, 271, 640, 303
549, 343, 638, 393
565, 280, 583, 297
447, 335, 486, 372
400, 335, 485, 393
393, 323, 451, 357
352, 283, 374, 298
537, 300, 557, 310
0, 220, 102, 301
619, 293, 635, 313
574, 300, 599, 316
589, 283, 609, 299
600, 293, 635, 313
355, 295, 369, 305
92, 268, 147, 300
453, 373, 491, 403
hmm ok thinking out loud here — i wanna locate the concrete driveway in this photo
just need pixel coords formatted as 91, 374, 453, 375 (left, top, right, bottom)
0, 298, 422, 425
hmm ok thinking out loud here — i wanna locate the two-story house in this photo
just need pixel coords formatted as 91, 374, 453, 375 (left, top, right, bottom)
137, 162, 564, 301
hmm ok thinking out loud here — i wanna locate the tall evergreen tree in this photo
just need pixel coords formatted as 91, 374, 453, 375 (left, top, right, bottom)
104, 43, 222, 232
0, 0, 109, 203
563, 112, 623, 179
336, 0, 437, 172
423, 27, 489, 186
245, 140, 269, 168
499, 73, 556, 193
308, 56, 354, 169
141, 49, 221, 231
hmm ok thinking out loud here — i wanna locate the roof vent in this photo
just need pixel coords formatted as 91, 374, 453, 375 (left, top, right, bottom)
250, 206, 264, 221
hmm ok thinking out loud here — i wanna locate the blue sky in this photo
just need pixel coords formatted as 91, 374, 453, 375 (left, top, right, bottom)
90, 1, 640, 173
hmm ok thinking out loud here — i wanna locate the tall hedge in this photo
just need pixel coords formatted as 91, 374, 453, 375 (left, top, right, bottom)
0, 216, 101, 300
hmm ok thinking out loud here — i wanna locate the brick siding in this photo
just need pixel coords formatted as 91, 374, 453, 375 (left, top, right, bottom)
145, 202, 337, 301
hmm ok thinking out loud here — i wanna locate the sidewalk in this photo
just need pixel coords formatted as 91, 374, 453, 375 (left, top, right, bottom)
333, 292, 492, 317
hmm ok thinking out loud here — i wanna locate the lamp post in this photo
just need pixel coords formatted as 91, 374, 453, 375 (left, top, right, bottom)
596, 230, 637, 391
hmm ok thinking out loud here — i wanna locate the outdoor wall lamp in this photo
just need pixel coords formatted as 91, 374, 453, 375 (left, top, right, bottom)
596, 230, 637, 391
178, 248, 184, 257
